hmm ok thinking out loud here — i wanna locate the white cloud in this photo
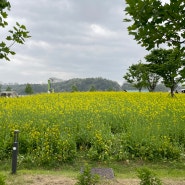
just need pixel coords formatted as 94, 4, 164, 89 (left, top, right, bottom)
27, 40, 53, 50
90, 24, 116, 38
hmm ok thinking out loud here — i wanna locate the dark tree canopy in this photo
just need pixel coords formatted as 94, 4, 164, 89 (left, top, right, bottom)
0, 0, 30, 61
145, 48, 185, 96
25, 83, 33, 94
123, 62, 147, 92
143, 68, 160, 92
124, 0, 185, 50
123, 61, 160, 92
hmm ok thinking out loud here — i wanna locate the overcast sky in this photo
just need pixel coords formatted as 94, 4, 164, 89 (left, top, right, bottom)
0, 0, 151, 85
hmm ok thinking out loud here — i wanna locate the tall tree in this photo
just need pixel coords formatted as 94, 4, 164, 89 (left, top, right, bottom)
25, 83, 33, 94
123, 62, 146, 92
142, 67, 160, 92
71, 85, 78, 92
145, 48, 185, 96
0, 0, 30, 61
124, 0, 185, 51
89, 85, 96, 92
123, 62, 160, 92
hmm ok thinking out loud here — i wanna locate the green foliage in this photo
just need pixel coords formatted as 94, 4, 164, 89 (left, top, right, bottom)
0, 0, 30, 61
123, 63, 144, 92
0, 174, 6, 185
123, 61, 163, 93
75, 165, 100, 185
89, 85, 96, 92
145, 48, 185, 96
5, 86, 11, 91
0, 92, 185, 167
25, 83, 33, 94
71, 85, 78, 92
124, 0, 185, 50
18, 129, 77, 167
87, 125, 113, 161
137, 168, 162, 185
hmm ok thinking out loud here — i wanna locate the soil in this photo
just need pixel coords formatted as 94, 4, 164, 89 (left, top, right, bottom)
7, 174, 185, 185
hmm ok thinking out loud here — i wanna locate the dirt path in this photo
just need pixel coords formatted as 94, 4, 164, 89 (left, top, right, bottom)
7, 174, 185, 185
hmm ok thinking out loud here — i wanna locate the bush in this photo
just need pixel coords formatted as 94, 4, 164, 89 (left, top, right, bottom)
0, 174, 6, 185
137, 168, 162, 185
75, 164, 100, 185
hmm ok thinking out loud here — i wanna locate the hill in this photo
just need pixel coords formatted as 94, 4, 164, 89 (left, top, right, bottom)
1, 77, 121, 95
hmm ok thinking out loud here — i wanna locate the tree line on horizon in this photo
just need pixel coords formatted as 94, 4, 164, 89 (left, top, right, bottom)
0, 77, 170, 95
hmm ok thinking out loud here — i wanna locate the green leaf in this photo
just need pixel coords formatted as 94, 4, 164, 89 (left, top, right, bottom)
1, 11, 8, 18
16, 22, 20, 27
0, 42, 6, 47
123, 18, 131, 22
13, 26, 18, 32
2, 47, 9, 53
4, 21, 8, 26
10, 51, 16, 55
20, 25, 26, 30
6, 36, 12, 40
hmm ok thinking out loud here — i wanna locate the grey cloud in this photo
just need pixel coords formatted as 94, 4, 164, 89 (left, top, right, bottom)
1, 0, 147, 84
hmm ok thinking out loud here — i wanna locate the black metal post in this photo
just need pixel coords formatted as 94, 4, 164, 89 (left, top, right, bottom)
12, 130, 19, 174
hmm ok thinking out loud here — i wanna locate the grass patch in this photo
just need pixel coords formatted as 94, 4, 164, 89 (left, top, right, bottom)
0, 160, 185, 185
1, 160, 185, 179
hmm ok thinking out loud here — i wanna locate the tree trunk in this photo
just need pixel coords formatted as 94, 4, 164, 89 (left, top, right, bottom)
170, 88, 174, 97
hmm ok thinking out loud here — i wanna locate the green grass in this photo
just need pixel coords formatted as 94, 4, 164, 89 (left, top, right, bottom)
0, 161, 185, 185
1, 160, 185, 179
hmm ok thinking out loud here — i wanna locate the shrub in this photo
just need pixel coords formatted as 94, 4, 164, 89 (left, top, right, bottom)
137, 167, 162, 185
0, 174, 6, 185
75, 164, 100, 185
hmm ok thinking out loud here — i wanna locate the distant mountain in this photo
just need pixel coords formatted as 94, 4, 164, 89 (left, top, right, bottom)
1, 78, 170, 95
53, 77, 121, 92
1, 77, 122, 95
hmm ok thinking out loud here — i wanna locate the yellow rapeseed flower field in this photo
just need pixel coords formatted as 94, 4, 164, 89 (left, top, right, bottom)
0, 92, 185, 166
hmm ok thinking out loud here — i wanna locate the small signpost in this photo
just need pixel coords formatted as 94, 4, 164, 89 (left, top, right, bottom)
12, 130, 19, 174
